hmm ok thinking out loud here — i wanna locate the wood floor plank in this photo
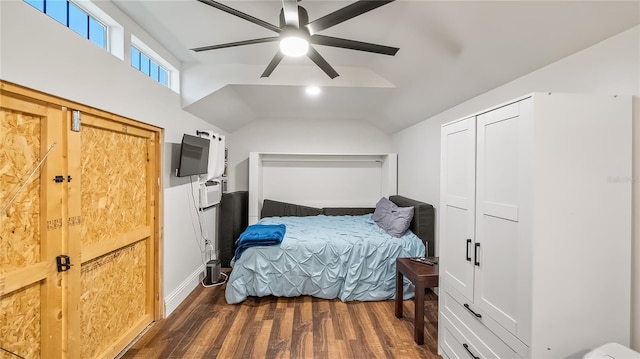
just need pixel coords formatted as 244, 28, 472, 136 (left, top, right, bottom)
311, 298, 331, 358
216, 297, 254, 358
251, 320, 272, 358
291, 297, 313, 358
120, 283, 441, 359
346, 302, 384, 359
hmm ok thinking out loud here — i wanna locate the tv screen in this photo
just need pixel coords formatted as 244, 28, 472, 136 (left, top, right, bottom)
177, 134, 210, 177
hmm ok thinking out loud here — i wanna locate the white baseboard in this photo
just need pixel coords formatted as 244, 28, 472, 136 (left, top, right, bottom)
164, 263, 205, 316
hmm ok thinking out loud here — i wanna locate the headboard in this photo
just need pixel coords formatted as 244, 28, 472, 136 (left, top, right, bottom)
389, 195, 435, 257
260, 195, 435, 257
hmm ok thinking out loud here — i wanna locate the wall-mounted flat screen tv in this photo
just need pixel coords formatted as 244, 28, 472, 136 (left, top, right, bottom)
177, 134, 210, 177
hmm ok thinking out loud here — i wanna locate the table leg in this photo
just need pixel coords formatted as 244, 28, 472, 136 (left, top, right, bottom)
415, 283, 424, 345
395, 269, 403, 318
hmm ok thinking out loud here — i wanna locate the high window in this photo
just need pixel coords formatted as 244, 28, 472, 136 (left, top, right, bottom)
24, 0, 107, 49
131, 46, 169, 88
130, 35, 179, 92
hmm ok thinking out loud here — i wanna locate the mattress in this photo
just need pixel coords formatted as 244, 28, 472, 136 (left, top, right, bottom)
225, 214, 425, 304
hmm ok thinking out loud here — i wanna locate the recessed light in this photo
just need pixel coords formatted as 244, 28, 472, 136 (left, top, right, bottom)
305, 86, 321, 96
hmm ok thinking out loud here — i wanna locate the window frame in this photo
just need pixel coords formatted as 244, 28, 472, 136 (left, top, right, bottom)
23, 0, 124, 60
24, 0, 108, 50
131, 35, 180, 92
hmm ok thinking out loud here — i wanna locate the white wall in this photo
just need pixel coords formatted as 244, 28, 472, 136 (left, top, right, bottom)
392, 25, 640, 350
0, 0, 225, 316
227, 118, 392, 192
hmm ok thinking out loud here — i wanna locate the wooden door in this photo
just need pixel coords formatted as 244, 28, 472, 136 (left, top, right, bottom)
1, 81, 161, 359
70, 113, 158, 359
0, 92, 65, 359
439, 116, 476, 302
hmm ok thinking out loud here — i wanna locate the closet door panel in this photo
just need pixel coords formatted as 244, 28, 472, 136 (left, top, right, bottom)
0, 94, 64, 359
439, 117, 476, 301
474, 102, 526, 337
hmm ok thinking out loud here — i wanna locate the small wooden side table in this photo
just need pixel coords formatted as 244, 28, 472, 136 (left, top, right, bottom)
395, 257, 439, 345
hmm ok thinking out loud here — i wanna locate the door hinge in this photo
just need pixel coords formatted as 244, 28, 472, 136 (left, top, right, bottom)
56, 255, 73, 272
72, 110, 81, 132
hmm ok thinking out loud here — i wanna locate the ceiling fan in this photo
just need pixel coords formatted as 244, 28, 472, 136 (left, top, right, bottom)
191, 0, 400, 79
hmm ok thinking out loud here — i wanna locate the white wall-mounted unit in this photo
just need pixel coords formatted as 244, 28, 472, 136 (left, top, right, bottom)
248, 152, 398, 225
196, 130, 226, 208
438, 93, 632, 358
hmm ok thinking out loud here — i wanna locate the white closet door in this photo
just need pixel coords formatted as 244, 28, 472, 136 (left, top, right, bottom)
474, 100, 530, 340
439, 117, 476, 302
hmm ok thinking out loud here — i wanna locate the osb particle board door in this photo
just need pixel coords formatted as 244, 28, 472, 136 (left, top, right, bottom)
0, 91, 65, 359
0, 81, 162, 359
70, 113, 159, 359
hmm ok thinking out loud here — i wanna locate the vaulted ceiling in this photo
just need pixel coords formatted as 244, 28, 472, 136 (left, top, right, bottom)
113, 0, 640, 133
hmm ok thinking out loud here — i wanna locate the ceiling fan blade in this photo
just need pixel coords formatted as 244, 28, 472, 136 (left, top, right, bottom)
306, 0, 394, 34
261, 51, 285, 77
281, 0, 299, 28
307, 46, 339, 79
197, 0, 281, 33
191, 37, 280, 52
311, 34, 398, 56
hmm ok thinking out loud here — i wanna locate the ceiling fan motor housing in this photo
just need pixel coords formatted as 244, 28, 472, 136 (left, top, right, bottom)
279, 5, 309, 28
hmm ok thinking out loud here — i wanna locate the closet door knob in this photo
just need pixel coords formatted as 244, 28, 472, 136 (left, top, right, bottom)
474, 243, 480, 266
466, 239, 472, 261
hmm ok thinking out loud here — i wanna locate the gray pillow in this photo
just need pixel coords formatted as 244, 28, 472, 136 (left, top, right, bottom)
372, 197, 414, 237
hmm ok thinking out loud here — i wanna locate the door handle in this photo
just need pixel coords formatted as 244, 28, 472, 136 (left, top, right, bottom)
464, 303, 482, 318
463, 343, 480, 359
466, 239, 472, 261
474, 243, 480, 266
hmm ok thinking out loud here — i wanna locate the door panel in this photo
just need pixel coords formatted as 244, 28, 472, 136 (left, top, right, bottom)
80, 124, 148, 246
442, 206, 473, 290
76, 114, 155, 359
80, 242, 149, 358
475, 102, 522, 336
476, 215, 518, 327
0, 95, 63, 359
0, 283, 42, 359
440, 117, 476, 301
1, 106, 42, 271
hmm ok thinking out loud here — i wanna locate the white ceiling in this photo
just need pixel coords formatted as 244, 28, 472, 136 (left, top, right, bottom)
112, 0, 640, 134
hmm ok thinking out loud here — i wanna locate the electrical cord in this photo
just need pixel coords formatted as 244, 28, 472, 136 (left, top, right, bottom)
188, 175, 224, 287
190, 176, 207, 241
187, 176, 206, 258
201, 271, 228, 288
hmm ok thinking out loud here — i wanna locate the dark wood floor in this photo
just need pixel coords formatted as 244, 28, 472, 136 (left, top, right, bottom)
121, 278, 440, 359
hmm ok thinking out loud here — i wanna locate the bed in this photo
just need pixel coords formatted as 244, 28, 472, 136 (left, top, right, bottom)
225, 195, 435, 304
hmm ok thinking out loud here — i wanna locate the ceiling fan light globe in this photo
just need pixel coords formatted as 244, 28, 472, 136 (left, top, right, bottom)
280, 36, 309, 57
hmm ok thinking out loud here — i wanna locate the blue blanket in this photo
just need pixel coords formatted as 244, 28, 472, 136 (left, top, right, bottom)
234, 224, 286, 261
